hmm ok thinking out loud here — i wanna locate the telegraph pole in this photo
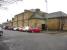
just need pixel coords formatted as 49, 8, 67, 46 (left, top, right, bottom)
45, 0, 48, 13
45, 0, 48, 31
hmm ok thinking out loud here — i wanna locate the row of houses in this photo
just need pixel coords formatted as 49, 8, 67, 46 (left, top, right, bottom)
3, 9, 67, 31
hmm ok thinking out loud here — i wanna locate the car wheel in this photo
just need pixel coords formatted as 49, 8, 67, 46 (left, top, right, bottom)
32, 31, 34, 33
28, 31, 32, 33
0, 33, 3, 36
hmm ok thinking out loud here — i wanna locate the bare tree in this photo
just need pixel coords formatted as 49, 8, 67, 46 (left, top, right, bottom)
0, 0, 23, 9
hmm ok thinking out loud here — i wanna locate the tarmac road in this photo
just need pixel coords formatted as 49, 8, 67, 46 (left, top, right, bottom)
0, 30, 67, 50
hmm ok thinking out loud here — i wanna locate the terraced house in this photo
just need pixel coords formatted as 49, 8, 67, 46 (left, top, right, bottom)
7, 9, 67, 31
7, 20, 13, 28
12, 15, 18, 28
47, 11, 67, 31
23, 10, 33, 26
17, 13, 24, 27
11, 9, 47, 30
29, 9, 47, 30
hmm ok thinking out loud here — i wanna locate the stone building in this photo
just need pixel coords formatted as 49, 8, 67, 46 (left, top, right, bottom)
8, 9, 48, 30
46, 11, 67, 31
7, 9, 67, 31
17, 13, 24, 27
12, 16, 18, 27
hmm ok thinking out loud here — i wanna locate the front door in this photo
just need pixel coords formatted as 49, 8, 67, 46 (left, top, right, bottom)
42, 24, 46, 30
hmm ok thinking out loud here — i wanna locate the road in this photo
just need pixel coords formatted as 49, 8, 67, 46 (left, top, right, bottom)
0, 30, 67, 50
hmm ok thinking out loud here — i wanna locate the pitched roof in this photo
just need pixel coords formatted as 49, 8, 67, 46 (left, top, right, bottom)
30, 12, 46, 19
30, 9, 48, 19
45, 11, 67, 18
30, 10, 67, 19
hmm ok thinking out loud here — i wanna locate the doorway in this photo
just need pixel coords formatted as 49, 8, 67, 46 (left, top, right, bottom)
42, 24, 46, 30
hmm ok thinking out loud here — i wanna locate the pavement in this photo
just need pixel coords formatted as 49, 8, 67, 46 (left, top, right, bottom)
0, 30, 67, 50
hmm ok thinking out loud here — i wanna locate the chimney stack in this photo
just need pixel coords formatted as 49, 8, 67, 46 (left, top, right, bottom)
36, 9, 40, 12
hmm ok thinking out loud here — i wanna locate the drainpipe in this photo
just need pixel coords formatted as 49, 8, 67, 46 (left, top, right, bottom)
59, 17, 61, 31
22, 14, 24, 27
28, 19, 29, 26
17, 15, 18, 27
23, 13, 24, 27
60, 15, 64, 31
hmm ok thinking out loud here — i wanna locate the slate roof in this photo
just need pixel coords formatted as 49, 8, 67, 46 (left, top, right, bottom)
30, 12, 46, 19
45, 11, 67, 18
30, 10, 67, 19
29, 9, 48, 19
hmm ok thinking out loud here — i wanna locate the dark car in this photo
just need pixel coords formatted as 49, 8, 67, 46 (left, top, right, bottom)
0, 27, 3, 36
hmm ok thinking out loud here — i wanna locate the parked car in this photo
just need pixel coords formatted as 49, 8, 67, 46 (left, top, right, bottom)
8, 27, 13, 30
18, 27, 23, 32
13, 27, 18, 31
0, 27, 3, 36
29, 27, 41, 33
4, 26, 9, 30
23, 26, 29, 32
10, 27, 13, 30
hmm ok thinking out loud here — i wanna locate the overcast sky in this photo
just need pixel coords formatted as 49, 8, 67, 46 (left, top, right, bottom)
0, 0, 67, 24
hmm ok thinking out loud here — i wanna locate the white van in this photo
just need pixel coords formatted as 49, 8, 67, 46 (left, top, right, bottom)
23, 26, 29, 32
